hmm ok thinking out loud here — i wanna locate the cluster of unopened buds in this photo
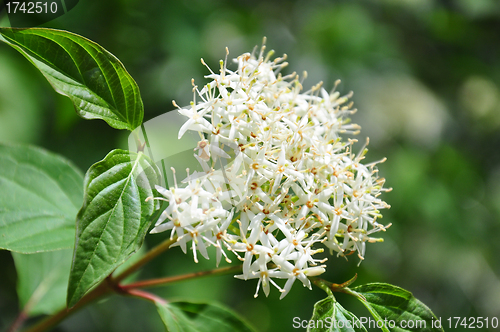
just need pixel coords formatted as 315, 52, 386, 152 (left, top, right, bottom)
150, 39, 391, 299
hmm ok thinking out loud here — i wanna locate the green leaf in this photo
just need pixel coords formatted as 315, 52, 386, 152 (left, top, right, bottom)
155, 301, 256, 332
12, 245, 145, 317
67, 150, 159, 307
0, 143, 83, 253
308, 295, 367, 332
156, 302, 198, 332
112, 244, 147, 283
0, 28, 143, 131
351, 283, 444, 332
12, 249, 72, 316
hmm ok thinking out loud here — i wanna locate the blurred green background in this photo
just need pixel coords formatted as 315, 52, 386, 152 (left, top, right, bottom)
1, 0, 500, 331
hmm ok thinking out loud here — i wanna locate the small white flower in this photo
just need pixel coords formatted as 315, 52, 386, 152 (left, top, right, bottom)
151, 39, 391, 299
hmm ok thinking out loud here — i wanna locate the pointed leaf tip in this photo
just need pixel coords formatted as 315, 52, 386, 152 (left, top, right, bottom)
67, 150, 160, 307
0, 27, 144, 131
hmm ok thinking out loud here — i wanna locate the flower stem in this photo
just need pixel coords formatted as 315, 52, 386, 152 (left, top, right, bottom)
121, 288, 167, 305
310, 274, 358, 297
20, 236, 177, 332
311, 278, 334, 296
121, 264, 243, 290
21, 282, 112, 332
109, 279, 167, 305
8, 310, 28, 332
111, 236, 177, 284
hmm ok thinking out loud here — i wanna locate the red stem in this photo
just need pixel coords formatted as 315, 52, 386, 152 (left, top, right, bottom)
120, 288, 167, 305
121, 264, 242, 290
8, 311, 28, 332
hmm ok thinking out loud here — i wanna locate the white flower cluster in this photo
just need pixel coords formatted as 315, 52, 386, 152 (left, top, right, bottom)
151, 41, 391, 299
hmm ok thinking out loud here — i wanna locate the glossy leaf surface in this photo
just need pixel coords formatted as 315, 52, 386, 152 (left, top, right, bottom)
0, 28, 143, 131
67, 150, 159, 307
